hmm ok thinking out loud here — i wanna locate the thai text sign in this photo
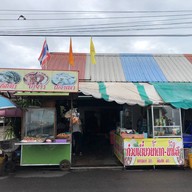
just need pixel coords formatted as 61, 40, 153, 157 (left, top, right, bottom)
0, 69, 78, 92
123, 138, 184, 166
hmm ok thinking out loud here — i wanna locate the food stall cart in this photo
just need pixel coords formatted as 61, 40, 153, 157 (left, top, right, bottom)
114, 105, 184, 168
15, 107, 71, 170
0, 68, 79, 171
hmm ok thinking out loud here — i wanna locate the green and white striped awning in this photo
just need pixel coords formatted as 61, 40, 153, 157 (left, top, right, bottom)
79, 82, 163, 106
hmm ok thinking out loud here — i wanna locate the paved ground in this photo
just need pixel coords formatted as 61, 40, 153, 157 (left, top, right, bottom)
0, 166, 192, 192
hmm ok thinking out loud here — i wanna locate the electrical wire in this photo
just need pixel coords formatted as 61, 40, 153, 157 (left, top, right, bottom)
2, 16, 192, 30
1, 9, 192, 13
1, 9, 192, 37
2, 24, 192, 35
0, 34, 192, 37
1, 13, 192, 21
1, 19, 192, 34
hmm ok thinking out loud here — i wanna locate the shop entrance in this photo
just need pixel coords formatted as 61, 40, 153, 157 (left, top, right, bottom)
71, 99, 122, 167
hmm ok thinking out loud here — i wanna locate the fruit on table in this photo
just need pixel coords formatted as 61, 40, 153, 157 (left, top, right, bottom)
21, 136, 44, 142
56, 133, 70, 139
46, 139, 52, 143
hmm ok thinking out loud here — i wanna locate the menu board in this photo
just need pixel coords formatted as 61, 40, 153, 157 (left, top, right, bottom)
0, 69, 78, 92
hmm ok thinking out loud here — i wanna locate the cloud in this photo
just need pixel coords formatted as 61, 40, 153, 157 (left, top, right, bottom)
132, 40, 152, 51
0, 38, 40, 69
130, 39, 180, 53
1, 0, 192, 69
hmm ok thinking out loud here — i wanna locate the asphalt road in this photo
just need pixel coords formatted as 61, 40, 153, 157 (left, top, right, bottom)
0, 167, 192, 192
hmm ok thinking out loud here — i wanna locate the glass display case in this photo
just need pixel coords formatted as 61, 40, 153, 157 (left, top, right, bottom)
150, 105, 182, 138
120, 107, 132, 130
23, 108, 56, 138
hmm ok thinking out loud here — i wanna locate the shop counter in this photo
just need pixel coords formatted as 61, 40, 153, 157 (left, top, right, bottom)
15, 142, 71, 168
114, 134, 184, 167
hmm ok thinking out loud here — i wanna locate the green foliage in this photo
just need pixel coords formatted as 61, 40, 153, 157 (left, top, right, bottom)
4, 121, 15, 140
15, 98, 41, 109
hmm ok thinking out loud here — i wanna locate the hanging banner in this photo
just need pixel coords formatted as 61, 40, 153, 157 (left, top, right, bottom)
0, 69, 79, 92
123, 138, 184, 166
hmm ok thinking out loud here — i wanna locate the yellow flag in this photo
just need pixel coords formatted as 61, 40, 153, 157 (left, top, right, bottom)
69, 38, 74, 66
90, 37, 96, 64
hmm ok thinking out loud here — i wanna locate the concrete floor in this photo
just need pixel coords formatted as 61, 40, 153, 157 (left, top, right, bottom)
1, 167, 192, 192
71, 134, 121, 167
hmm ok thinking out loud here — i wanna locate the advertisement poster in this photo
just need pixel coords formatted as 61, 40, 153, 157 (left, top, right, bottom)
0, 69, 78, 92
123, 138, 184, 166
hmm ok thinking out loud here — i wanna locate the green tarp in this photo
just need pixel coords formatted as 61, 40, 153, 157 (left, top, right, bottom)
152, 83, 192, 109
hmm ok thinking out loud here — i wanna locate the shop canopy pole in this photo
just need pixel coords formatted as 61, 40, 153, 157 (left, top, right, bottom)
70, 93, 74, 119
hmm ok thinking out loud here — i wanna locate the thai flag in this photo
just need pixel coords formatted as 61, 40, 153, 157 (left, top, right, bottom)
38, 40, 51, 65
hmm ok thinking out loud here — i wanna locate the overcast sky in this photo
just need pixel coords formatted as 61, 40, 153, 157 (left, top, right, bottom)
1, 0, 192, 69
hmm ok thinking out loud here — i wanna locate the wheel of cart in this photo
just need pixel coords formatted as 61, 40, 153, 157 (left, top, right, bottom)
0, 138, 19, 173
59, 159, 71, 171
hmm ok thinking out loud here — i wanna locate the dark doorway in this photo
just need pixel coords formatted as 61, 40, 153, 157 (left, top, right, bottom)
72, 98, 122, 167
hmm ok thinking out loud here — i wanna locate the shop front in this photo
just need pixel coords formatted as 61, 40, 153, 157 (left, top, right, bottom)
1, 67, 192, 170
0, 68, 79, 170
114, 105, 184, 167
41, 52, 192, 168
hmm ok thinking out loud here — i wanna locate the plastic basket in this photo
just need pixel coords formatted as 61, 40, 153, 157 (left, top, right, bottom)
55, 139, 67, 143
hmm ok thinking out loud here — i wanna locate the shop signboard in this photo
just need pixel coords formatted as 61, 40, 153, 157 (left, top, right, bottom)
0, 68, 79, 92
123, 138, 184, 166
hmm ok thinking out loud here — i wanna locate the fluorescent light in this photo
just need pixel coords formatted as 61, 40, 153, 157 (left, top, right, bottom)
78, 95, 92, 98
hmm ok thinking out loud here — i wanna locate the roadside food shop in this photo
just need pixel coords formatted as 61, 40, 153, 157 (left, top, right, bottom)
40, 53, 192, 168
79, 82, 185, 167
0, 68, 79, 170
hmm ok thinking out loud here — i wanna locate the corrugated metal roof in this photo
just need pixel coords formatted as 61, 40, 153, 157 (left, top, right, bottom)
85, 54, 125, 82
44, 52, 192, 83
120, 54, 167, 82
42, 53, 86, 80
154, 54, 192, 82
184, 54, 192, 65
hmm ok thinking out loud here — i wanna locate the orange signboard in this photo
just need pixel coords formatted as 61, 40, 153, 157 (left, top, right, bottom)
0, 69, 79, 92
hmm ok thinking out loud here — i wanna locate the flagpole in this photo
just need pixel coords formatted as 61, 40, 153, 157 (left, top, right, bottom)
45, 37, 48, 70
45, 37, 47, 70
68, 37, 71, 71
